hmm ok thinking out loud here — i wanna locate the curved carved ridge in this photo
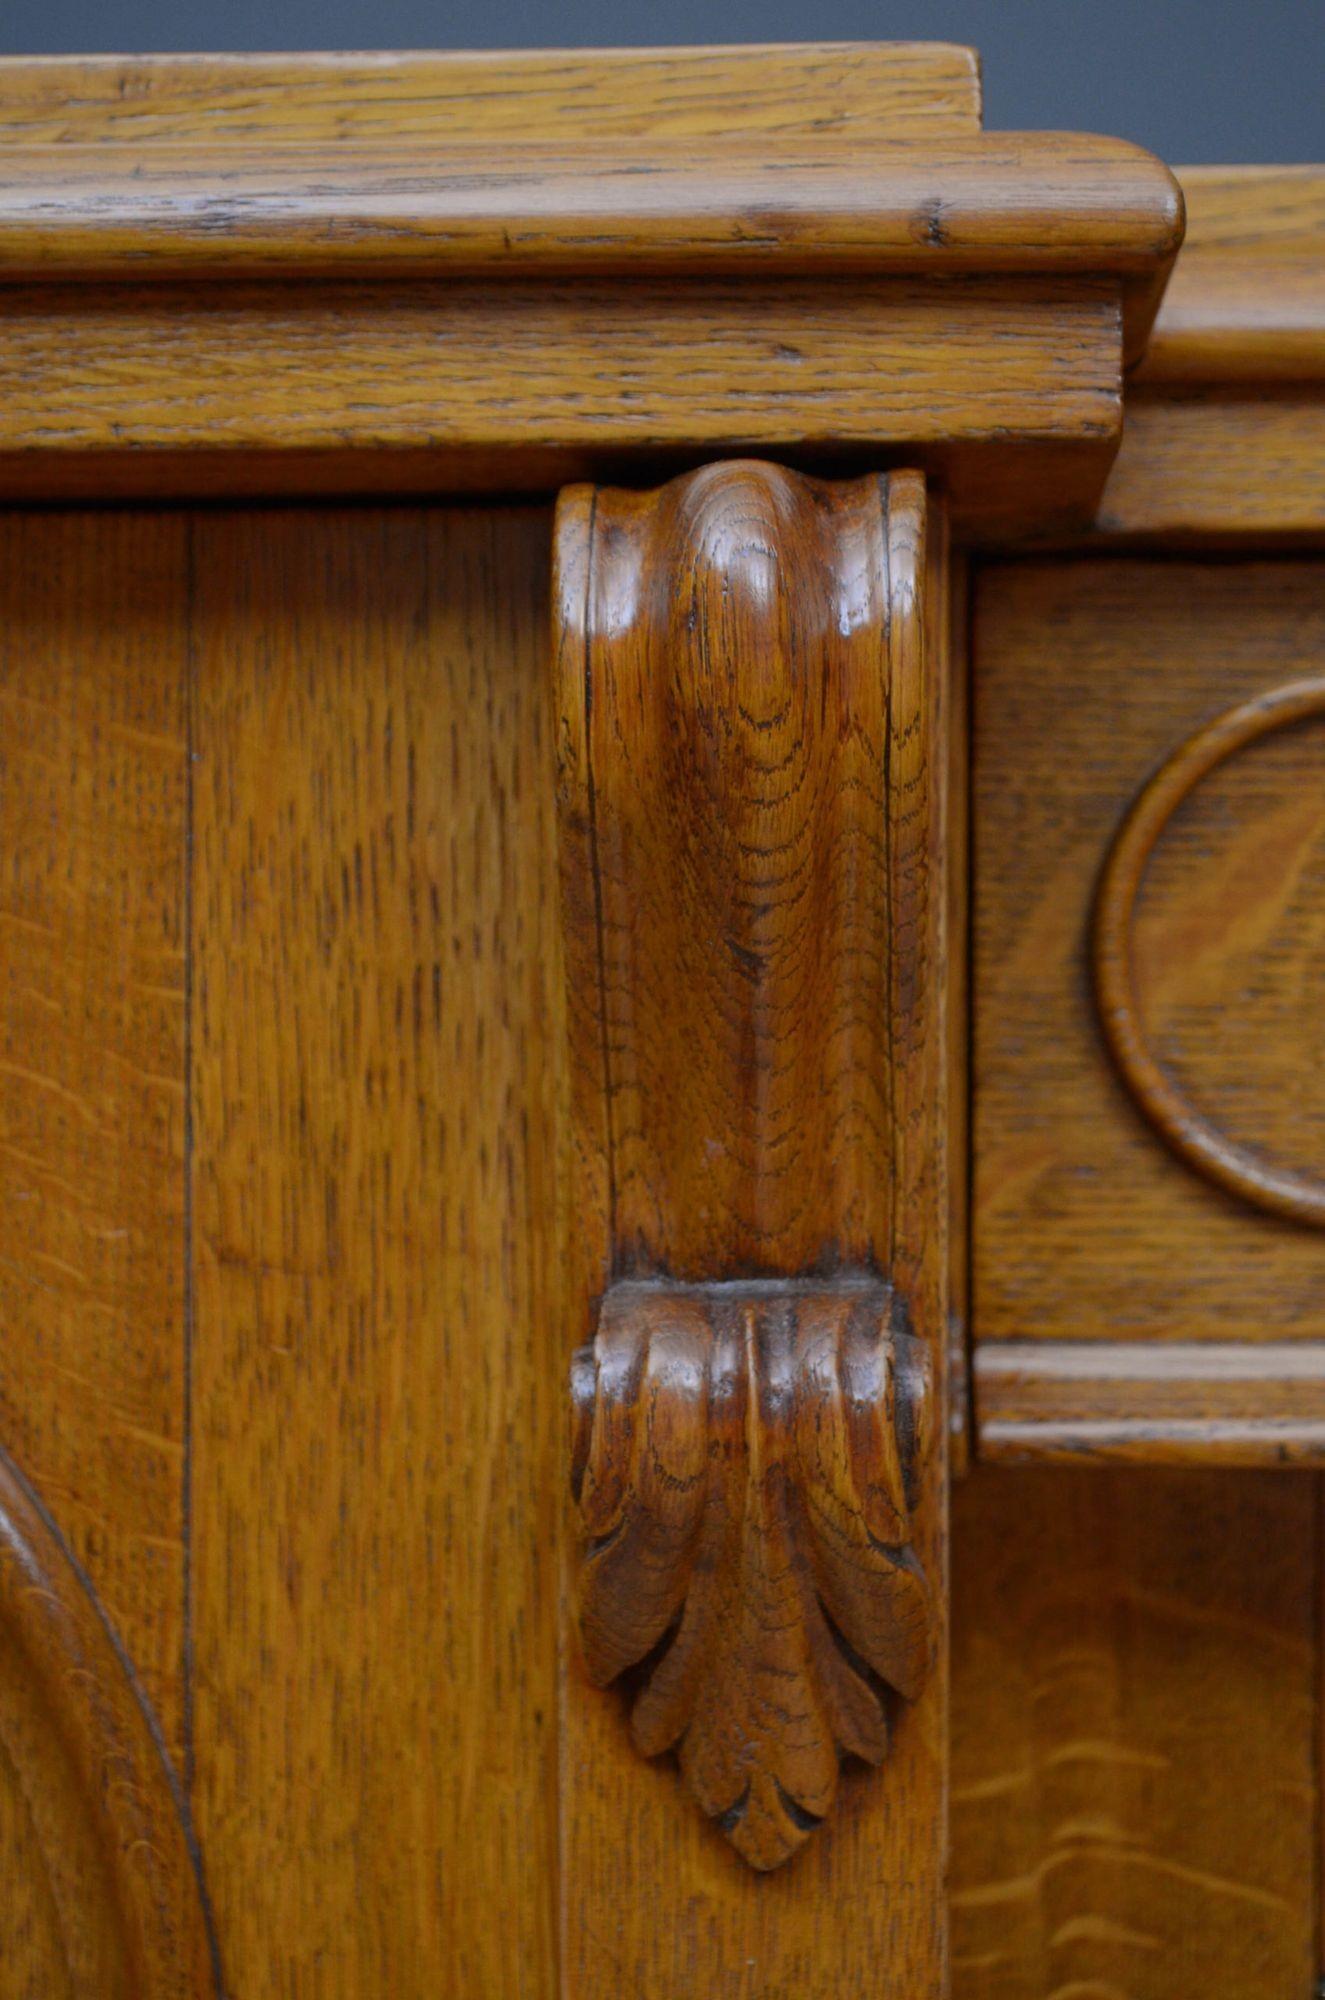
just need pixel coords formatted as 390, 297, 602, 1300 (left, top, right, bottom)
0, 1445, 220, 1998
1094, 675, 1325, 1228
571, 1277, 933, 1870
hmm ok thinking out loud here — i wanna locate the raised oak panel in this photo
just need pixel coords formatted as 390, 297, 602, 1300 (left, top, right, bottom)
975, 561, 1325, 1351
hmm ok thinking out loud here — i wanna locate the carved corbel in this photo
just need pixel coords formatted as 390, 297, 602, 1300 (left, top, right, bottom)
553, 461, 950, 1869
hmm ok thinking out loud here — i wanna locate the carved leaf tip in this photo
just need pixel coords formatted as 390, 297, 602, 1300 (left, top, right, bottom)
569, 1277, 935, 1868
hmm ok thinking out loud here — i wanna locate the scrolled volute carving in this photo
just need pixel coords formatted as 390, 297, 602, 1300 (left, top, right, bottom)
554, 462, 946, 1875
571, 1276, 933, 1871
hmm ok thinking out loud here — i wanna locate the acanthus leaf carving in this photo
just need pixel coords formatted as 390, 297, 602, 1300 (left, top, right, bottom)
571, 1277, 933, 1870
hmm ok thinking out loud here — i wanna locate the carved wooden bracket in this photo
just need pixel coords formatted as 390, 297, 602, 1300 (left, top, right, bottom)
571, 1278, 933, 1869
553, 461, 950, 1869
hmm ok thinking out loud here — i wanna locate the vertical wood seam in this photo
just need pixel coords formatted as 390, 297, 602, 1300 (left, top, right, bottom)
580, 489, 618, 1268
181, 514, 197, 1805
881, 473, 899, 1284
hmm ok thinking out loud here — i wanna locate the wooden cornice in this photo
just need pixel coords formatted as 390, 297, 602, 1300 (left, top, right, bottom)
0, 135, 1178, 362
1090, 166, 1325, 544
1139, 166, 1325, 384
0, 45, 1184, 534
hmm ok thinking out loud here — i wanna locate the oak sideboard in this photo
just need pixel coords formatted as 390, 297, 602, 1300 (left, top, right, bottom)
0, 40, 1321, 2000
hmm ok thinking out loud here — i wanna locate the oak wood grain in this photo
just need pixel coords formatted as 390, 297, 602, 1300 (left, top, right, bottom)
1095, 392, 1325, 544
0, 275, 1123, 538
0, 1444, 217, 1997
555, 463, 936, 1282
188, 507, 565, 1998
1094, 675, 1325, 1227
0, 1738, 75, 2000
0, 44, 983, 146
976, 1340, 1325, 1464
1091, 169, 1325, 546
0, 136, 1177, 309
0, 46, 1182, 532
556, 462, 950, 1989
572, 1280, 933, 1870
0, 511, 190, 1758
939, 524, 973, 1472
974, 561, 1325, 1372
1139, 168, 1325, 386
951, 1466, 1316, 1999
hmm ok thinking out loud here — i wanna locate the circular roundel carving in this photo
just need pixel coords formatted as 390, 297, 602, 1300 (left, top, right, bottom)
1093, 675, 1325, 1229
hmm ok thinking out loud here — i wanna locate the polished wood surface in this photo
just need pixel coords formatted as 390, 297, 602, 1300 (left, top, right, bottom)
975, 562, 1325, 1378
0, 275, 1122, 537
1094, 675, 1325, 1227
0, 1445, 217, 1996
1096, 396, 1325, 544
0, 135, 1177, 315
1138, 167, 1325, 386
0, 46, 1180, 534
951, 1466, 1316, 1998
0, 513, 190, 1756
0, 501, 579, 1995
554, 463, 945, 1881
976, 1341, 1325, 1464
554, 462, 950, 1983
553, 465, 936, 1282
1095, 167, 1325, 544
572, 1281, 933, 1869
0, 40, 1319, 2000
188, 508, 564, 1997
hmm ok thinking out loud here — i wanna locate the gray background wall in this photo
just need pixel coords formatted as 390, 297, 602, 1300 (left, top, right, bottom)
0, 0, 1320, 165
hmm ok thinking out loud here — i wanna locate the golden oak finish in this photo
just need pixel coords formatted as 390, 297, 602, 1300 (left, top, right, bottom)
188, 509, 565, 1997
1094, 676, 1325, 1227
0, 1445, 217, 1997
0, 274, 1123, 537
0, 44, 983, 145
0, 37, 1320, 2000
1138, 168, 1325, 385
555, 462, 950, 1986
0, 513, 190, 1756
0, 47, 1181, 533
951, 1467, 1316, 1999
554, 465, 938, 1282
1095, 168, 1325, 544
572, 1281, 933, 1870
973, 560, 1325, 1460
976, 1341, 1325, 1464
1096, 397, 1325, 543
0, 136, 1177, 309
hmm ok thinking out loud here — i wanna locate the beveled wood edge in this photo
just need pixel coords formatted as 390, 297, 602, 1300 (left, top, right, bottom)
975, 1341, 1325, 1466
0, 1443, 221, 1995
1139, 166, 1325, 384
1030, 168, 1325, 547
0, 131, 1181, 364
